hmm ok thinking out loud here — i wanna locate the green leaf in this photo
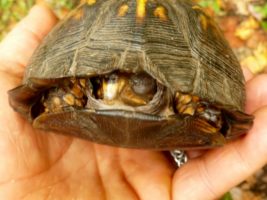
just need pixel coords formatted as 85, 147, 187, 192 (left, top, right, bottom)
254, 4, 267, 18
220, 192, 233, 200
261, 21, 267, 30
0, 0, 12, 9
198, 0, 222, 14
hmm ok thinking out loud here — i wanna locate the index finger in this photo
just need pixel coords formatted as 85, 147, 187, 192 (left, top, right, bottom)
0, 4, 58, 78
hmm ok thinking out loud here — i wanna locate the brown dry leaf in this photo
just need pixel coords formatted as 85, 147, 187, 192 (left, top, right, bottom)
219, 16, 244, 48
224, 0, 249, 15
231, 187, 265, 200
241, 43, 267, 74
217, 0, 225, 8
235, 0, 249, 15
235, 17, 260, 40
246, 30, 267, 49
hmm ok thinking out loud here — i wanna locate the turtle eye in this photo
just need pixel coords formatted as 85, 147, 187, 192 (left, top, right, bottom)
130, 73, 157, 96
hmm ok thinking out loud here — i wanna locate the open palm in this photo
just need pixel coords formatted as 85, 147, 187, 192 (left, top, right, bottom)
0, 5, 267, 200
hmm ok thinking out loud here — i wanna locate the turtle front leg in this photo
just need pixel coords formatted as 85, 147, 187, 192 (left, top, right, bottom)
175, 92, 223, 133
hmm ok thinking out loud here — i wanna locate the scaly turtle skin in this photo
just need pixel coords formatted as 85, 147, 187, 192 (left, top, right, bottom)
8, 0, 254, 150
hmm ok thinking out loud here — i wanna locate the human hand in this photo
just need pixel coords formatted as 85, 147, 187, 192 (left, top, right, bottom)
0, 5, 266, 200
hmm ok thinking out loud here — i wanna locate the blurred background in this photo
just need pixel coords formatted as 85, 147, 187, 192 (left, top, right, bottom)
0, 0, 267, 199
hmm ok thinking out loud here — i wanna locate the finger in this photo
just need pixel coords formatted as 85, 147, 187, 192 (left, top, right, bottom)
119, 149, 174, 200
0, 4, 58, 78
186, 150, 206, 159
93, 144, 140, 200
246, 74, 267, 113
242, 66, 254, 82
172, 107, 267, 200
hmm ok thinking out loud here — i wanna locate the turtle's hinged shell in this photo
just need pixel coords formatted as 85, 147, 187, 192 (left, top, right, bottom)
8, 0, 254, 150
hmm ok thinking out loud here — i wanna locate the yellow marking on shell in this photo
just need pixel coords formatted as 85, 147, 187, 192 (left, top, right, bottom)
197, 106, 205, 113
180, 94, 192, 104
154, 6, 168, 21
52, 97, 61, 106
86, 0, 96, 5
43, 101, 48, 107
192, 5, 203, 11
71, 84, 84, 98
192, 95, 200, 102
73, 9, 84, 20
118, 4, 129, 17
183, 106, 195, 116
178, 104, 187, 114
199, 14, 208, 31
63, 94, 75, 106
175, 92, 180, 99
136, 0, 147, 22
192, 5, 213, 31
79, 79, 86, 88
75, 99, 85, 107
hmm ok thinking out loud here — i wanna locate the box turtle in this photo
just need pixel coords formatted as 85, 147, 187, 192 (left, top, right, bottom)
8, 0, 254, 150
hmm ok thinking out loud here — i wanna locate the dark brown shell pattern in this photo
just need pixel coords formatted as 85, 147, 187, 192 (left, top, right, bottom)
8, 0, 254, 150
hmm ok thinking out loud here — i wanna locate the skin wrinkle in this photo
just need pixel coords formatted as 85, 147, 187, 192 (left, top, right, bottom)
118, 156, 140, 200
255, 119, 267, 157
44, 133, 73, 166
56, 144, 101, 197
196, 159, 217, 200
16, 137, 32, 179
20, 4, 58, 39
119, 171, 140, 200
231, 141, 252, 176
31, 133, 51, 167
0, 30, 39, 77
16, 141, 95, 200
92, 145, 107, 200
8, 114, 28, 137
20, 179, 69, 200
19, 22, 42, 44
20, 184, 54, 200
94, 146, 139, 200
119, 150, 173, 200
18, 125, 49, 174
0, 72, 21, 90
0, 61, 25, 79
118, 149, 146, 200
39, 185, 54, 200
172, 163, 200, 199
5, 132, 20, 183
0, 137, 72, 186
41, 158, 86, 199
118, 152, 144, 198
246, 74, 267, 113
238, 107, 267, 164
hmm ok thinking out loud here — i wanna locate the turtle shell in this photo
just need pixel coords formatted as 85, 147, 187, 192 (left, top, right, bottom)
8, 0, 254, 149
